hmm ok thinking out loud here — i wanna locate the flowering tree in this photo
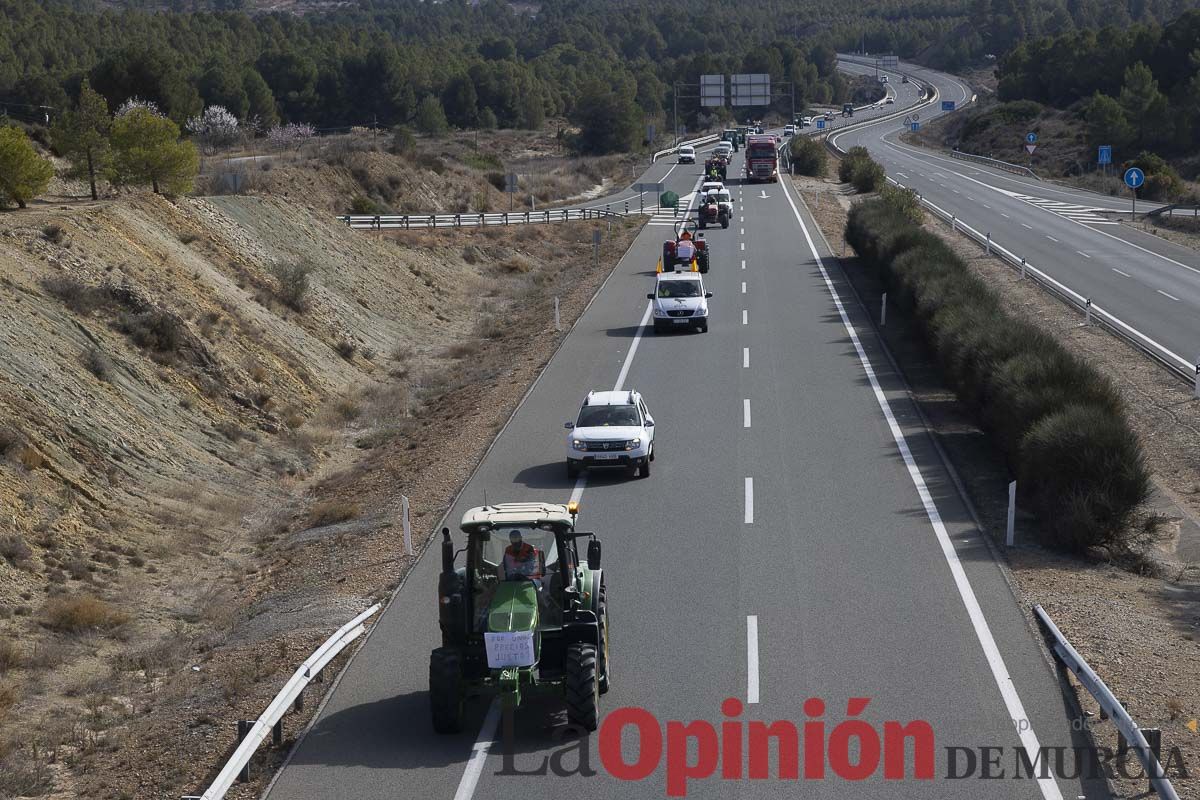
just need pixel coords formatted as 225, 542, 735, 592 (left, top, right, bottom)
266, 122, 317, 150
116, 97, 164, 118
186, 105, 241, 150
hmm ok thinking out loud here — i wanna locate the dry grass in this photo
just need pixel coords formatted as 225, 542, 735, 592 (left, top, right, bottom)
42, 595, 130, 634
307, 500, 360, 528
0, 640, 22, 674
0, 534, 33, 566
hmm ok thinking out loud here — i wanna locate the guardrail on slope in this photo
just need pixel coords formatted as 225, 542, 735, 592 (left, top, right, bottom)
1034, 605, 1181, 799
652, 133, 721, 163
887, 176, 1194, 382
947, 149, 1040, 179
338, 207, 625, 230
184, 604, 382, 800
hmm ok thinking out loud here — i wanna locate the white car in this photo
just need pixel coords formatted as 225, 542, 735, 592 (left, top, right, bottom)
678, 145, 696, 164
885, 96, 895, 104
713, 142, 733, 159
648, 271, 712, 334
565, 390, 655, 478
784, 124, 796, 135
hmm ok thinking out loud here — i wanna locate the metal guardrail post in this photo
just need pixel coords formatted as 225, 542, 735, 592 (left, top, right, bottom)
503, 213, 509, 226
1085, 298, 1093, 325
236, 721, 252, 782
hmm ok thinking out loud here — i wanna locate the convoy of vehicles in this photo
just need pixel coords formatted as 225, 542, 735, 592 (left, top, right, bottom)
744, 133, 778, 182
565, 391, 655, 477
649, 272, 712, 334
430, 501, 609, 732
697, 181, 733, 229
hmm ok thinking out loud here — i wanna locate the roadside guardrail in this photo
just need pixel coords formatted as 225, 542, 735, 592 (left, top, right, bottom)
338, 207, 625, 230
889, 177, 1195, 383
1034, 605, 1181, 799
183, 604, 382, 800
652, 133, 721, 163
947, 149, 1040, 179
1145, 203, 1200, 219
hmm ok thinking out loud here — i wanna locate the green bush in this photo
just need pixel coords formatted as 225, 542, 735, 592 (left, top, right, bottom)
350, 195, 383, 214
838, 146, 871, 183
845, 199, 1149, 553
788, 136, 826, 177
851, 159, 886, 192
880, 184, 922, 224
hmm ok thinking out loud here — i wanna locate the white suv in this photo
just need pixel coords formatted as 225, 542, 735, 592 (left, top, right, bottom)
784, 124, 796, 136
565, 390, 655, 478
649, 271, 712, 334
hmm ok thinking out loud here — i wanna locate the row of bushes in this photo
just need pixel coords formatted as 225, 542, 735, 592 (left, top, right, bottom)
839, 146, 887, 193
845, 199, 1149, 553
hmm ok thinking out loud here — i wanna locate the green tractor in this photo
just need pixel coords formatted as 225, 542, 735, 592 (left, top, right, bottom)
430, 501, 610, 733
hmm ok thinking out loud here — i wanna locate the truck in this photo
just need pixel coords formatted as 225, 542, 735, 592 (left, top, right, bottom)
744, 134, 778, 183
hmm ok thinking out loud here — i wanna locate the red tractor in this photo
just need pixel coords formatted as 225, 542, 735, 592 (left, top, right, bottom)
661, 220, 710, 273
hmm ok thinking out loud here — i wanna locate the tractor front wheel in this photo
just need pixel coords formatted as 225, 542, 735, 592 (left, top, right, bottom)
565, 643, 600, 731
430, 647, 465, 734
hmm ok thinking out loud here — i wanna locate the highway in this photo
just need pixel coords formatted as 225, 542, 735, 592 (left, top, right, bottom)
264, 104, 1108, 798
835, 55, 1200, 368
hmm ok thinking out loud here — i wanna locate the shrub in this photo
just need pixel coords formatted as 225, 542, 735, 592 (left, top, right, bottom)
851, 159, 886, 192
42, 595, 129, 633
41, 225, 65, 244
0, 535, 32, 566
879, 184, 922, 224
390, 125, 416, 155
0, 427, 19, 457
119, 309, 182, 353
82, 347, 114, 381
42, 275, 103, 314
838, 146, 871, 183
308, 500, 360, 527
272, 259, 314, 312
350, 195, 384, 215
845, 198, 1150, 552
788, 136, 827, 177
334, 340, 357, 360
0, 640, 21, 674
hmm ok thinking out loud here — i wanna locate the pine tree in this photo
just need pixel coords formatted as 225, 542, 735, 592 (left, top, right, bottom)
0, 126, 55, 209
51, 79, 111, 200
108, 107, 199, 195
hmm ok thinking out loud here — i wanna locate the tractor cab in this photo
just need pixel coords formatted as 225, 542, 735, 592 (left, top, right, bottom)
431, 502, 608, 734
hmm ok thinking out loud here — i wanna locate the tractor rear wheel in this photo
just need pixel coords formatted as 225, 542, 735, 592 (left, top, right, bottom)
565, 643, 599, 731
598, 580, 610, 694
430, 647, 465, 734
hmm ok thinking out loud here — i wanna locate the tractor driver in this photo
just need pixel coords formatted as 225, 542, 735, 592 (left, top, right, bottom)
674, 231, 696, 264
503, 529, 544, 582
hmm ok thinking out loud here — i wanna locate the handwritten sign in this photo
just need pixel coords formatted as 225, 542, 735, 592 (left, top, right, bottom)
485, 631, 536, 668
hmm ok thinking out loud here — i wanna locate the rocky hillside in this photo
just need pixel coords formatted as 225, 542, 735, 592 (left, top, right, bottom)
0, 175, 641, 796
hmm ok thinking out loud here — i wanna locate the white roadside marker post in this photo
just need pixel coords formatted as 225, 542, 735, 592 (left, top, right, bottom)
1006, 481, 1016, 547
554, 297, 561, 332
402, 495, 413, 556
881, 293, 887, 327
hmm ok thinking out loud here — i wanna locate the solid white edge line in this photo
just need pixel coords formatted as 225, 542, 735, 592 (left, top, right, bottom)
614, 301, 653, 392
744, 477, 754, 524
747, 615, 760, 704
452, 702, 501, 800
743, 347, 750, 368
779, 177, 1064, 800
743, 398, 751, 428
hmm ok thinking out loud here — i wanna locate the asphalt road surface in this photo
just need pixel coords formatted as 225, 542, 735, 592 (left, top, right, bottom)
263, 126, 1111, 800
835, 55, 1200, 367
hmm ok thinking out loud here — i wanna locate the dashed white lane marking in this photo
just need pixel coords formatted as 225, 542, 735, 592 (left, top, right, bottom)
1046, 235, 1059, 242
1158, 289, 1181, 301
1112, 268, 1131, 277
743, 399, 751, 428
780, 176, 1064, 800
741, 259, 746, 270
742, 309, 748, 325
1000, 213, 1010, 218
1021, 223, 1033, 229
743, 347, 750, 368
740, 242, 746, 251
983, 204, 993, 210
896, 172, 909, 179
741, 281, 747, 294
746, 616, 760, 704
1077, 251, 1091, 259
744, 477, 754, 524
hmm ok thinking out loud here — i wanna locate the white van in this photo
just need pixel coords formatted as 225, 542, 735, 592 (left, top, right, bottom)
678, 145, 696, 164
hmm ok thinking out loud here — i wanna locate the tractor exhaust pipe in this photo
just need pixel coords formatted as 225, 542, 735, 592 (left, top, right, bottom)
441, 527, 454, 573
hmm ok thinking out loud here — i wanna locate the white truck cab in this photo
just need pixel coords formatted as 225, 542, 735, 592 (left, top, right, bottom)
565, 390, 655, 478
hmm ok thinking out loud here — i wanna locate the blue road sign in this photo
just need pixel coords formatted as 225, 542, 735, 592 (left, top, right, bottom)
1124, 167, 1145, 189
1025, 132, 1038, 144
816, 119, 826, 130
911, 122, 920, 132
1098, 145, 1112, 165
941, 100, 955, 111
